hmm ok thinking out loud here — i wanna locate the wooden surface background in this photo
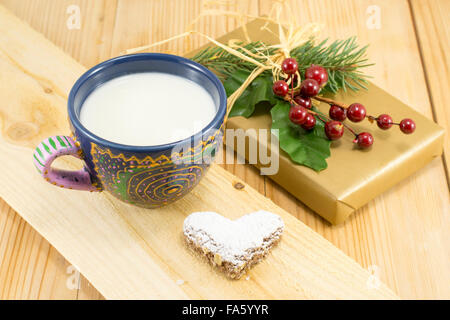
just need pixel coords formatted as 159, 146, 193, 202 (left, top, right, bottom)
0, 0, 448, 299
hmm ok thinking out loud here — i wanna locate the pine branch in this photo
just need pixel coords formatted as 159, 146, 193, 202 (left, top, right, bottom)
190, 41, 276, 80
290, 37, 373, 93
190, 37, 372, 93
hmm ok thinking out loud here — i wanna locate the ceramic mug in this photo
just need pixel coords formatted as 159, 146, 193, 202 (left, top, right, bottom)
33, 53, 227, 207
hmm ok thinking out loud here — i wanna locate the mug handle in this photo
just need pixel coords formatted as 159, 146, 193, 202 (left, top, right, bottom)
33, 135, 100, 192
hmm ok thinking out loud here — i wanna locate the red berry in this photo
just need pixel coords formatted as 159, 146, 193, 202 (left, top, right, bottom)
355, 132, 374, 148
300, 79, 320, 97
305, 65, 328, 87
301, 113, 316, 130
293, 95, 312, 109
324, 121, 344, 140
329, 105, 347, 121
377, 114, 393, 130
281, 58, 298, 75
272, 80, 289, 96
289, 106, 308, 125
347, 103, 366, 122
399, 118, 416, 134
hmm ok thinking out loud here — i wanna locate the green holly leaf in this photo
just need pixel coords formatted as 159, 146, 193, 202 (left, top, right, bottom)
224, 70, 277, 118
271, 101, 331, 171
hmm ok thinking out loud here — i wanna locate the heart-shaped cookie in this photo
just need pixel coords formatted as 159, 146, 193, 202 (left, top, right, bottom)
183, 211, 284, 279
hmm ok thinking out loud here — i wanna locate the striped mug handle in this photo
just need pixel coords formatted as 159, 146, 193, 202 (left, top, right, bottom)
33, 135, 100, 191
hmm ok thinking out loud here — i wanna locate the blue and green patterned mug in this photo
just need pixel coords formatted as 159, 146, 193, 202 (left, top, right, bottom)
33, 53, 226, 207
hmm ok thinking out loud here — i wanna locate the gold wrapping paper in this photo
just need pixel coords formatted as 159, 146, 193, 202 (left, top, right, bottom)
187, 19, 445, 224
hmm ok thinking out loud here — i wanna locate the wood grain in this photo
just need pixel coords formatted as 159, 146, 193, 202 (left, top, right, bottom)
0, 0, 448, 299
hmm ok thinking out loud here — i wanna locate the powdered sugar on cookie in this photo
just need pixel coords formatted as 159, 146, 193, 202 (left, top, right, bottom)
183, 211, 284, 279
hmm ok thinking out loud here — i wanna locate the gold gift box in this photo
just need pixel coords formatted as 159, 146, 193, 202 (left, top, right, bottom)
188, 19, 444, 224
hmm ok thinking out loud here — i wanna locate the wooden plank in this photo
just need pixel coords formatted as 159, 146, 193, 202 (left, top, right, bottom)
409, 0, 450, 177
0, 199, 77, 299
0, 4, 397, 299
259, 0, 450, 299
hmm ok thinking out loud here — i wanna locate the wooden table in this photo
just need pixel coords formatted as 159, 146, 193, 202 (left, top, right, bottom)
0, 0, 448, 299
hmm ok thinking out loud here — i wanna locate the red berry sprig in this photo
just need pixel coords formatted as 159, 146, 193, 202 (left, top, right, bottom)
314, 96, 416, 139
274, 57, 416, 150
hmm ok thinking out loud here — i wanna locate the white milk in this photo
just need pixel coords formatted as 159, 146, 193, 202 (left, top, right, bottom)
79, 72, 217, 146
